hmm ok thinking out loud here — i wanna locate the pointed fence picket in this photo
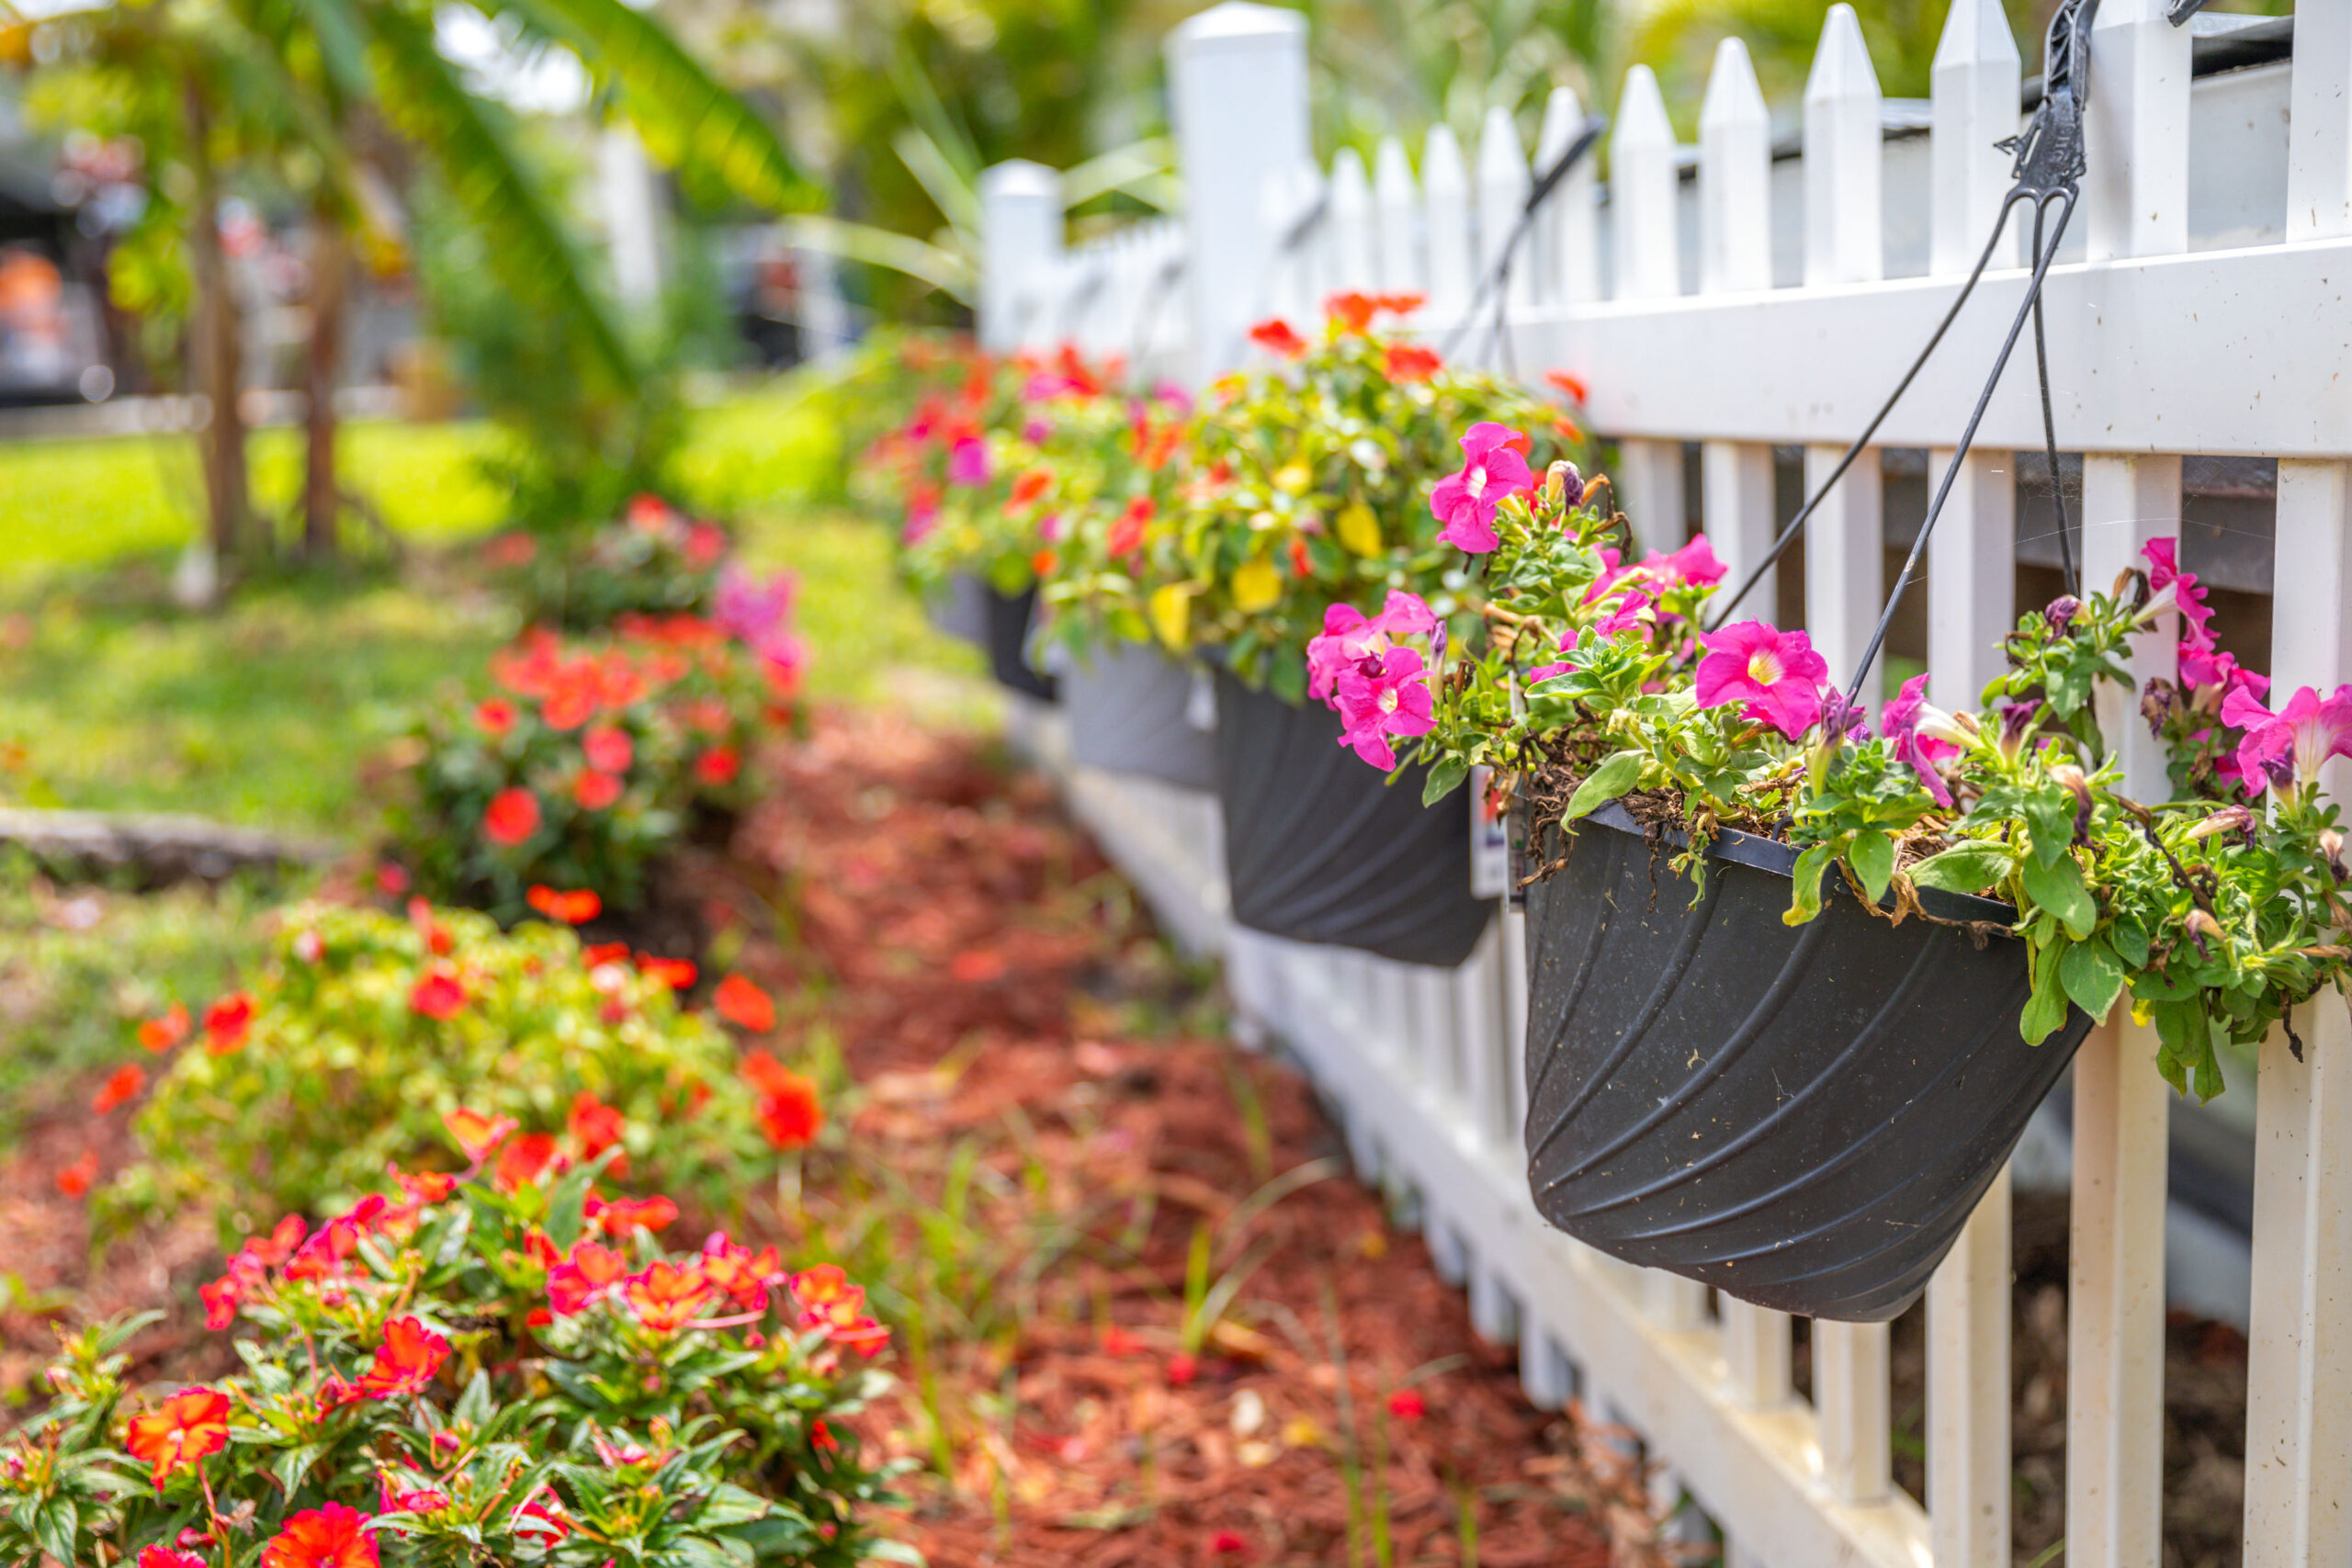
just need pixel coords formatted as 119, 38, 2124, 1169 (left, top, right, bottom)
981, 2, 2342, 1560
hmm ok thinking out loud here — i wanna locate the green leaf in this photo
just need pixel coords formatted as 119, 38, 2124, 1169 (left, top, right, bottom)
2109, 917, 2152, 970
1784, 842, 1833, 926
1907, 840, 2011, 896
33, 1500, 77, 1566
1848, 829, 1895, 905
2060, 938, 2128, 1023
1562, 750, 1644, 821
2021, 940, 2071, 1045
273, 1443, 325, 1497
2022, 789, 2076, 868
2020, 852, 2097, 941
1420, 756, 1469, 807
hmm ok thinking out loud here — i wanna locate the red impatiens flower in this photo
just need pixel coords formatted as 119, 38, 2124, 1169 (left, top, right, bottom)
594, 1194, 677, 1235
572, 770, 624, 812
408, 970, 465, 1021
582, 941, 630, 969
1008, 468, 1054, 510
1325, 290, 1380, 334
124, 1386, 232, 1483
139, 1003, 189, 1054
526, 886, 602, 925
140, 1547, 209, 1568
547, 1240, 631, 1314
694, 746, 741, 786
482, 788, 541, 847
1386, 1388, 1427, 1421
1105, 496, 1153, 559
713, 974, 775, 1032
636, 953, 697, 990
204, 992, 254, 1055
624, 1259, 716, 1334
55, 1149, 97, 1198
442, 1108, 517, 1163
1545, 368, 1589, 403
567, 1092, 626, 1162
92, 1063, 146, 1114
473, 698, 516, 738
1210, 1530, 1250, 1554
375, 863, 411, 896
512, 1492, 571, 1547
1384, 344, 1442, 383
810, 1418, 841, 1453
260, 1503, 379, 1568
743, 1051, 824, 1149
1247, 318, 1306, 357
356, 1316, 449, 1399
495, 1133, 561, 1192
582, 724, 633, 774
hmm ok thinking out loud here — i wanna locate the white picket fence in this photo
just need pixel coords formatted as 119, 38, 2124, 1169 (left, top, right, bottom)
975, 3, 2352, 1562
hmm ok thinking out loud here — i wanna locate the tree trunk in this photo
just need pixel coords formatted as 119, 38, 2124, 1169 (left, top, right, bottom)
302, 215, 348, 558
184, 73, 249, 565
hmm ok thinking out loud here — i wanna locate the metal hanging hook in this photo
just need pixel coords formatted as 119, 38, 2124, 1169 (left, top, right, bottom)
1705, 0, 2110, 671
1439, 114, 1608, 367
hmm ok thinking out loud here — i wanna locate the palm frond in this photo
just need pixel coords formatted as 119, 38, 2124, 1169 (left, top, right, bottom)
1060, 137, 1174, 210
890, 123, 982, 237
785, 214, 975, 303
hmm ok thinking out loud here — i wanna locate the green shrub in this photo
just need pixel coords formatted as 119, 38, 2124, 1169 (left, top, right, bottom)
492, 495, 734, 631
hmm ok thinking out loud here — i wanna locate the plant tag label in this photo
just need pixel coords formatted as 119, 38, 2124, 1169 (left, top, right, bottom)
1469, 764, 1510, 901
1185, 666, 1216, 732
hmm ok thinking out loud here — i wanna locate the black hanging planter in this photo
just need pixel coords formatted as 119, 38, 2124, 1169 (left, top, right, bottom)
1215, 670, 1490, 968
1068, 644, 1216, 790
1522, 802, 2092, 1322
984, 585, 1057, 702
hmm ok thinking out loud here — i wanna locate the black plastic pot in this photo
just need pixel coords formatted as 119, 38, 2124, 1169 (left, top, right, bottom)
984, 586, 1057, 701
1215, 670, 1491, 967
926, 573, 990, 647
1067, 645, 1216, 790
1522, 802, 2092, 1322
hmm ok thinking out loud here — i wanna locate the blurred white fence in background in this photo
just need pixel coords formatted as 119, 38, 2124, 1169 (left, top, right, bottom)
982, 4, 2350, 1562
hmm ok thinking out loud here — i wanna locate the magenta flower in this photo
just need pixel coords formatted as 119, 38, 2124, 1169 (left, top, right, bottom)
1591, 585, 1653, 638
901, 491, 940, 546
1881, 673, 1963, 807
714, 568, 796, 644
1650, 536, 1728, 591
947, 437, 990, 487
1306, 591, 1438, 703
1022, 417, 1052, 445
1430, 423, 1533, 553
2178, 638, 2268, 711
2142, 536, 2213, 643
1693, 621, 1828, 740
2221, 683, 2352, 802
1334, 647, 1436, 770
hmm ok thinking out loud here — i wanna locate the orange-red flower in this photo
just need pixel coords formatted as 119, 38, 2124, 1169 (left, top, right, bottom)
139, 1003, 189, 1054
526, 886, 602, 925
594, 1194, 676, 1235
356, 1316, 449, 1399
623, 1259, 715, 1334
442, 1108, 516, 1163
567, 1092, 626, 1162
1008, 468, 1053, 510
204, 992, 254, 1055
1325, 290, 1380, 334
582, 941, 630, 969
140, 1547, 208, 1568
124, 1386, 232, 1483
713, 975, 775, 1032
474, 698, 516, 738
1248, 318, 1306, 357
636, 953, 696, 990
1374, 291, 1426, 316
55, 1148, 96, 1198
694, 747, 741, 787
1544, 368, 1589, 403
1106, 496, 1154, 559
92, 1063, 146, 1114
1386, 1388, 1427, 1421
572, 770, 623, 812
548, 1240, 630, 1314
582, 724, 633, 774
482, 788, 540, 847
260, 1503, 378, 1568
408, 970, 465, 1021
1384, 344, 1442, 382
494, 1133, 561, 1192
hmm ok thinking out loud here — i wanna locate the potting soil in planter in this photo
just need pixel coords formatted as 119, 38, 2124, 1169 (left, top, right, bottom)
1521, 801, 2092, 1322
1215, 669, 1490, 968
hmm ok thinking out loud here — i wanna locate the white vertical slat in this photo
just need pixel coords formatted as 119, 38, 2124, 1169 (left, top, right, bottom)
2245, 17, 2352, 1560
1328, 146, 1376, 293
978, 162, 1064, 355
1612, 66, 1683, 557
1262, 163, 1324, 326
1697, 38, 1777, 620
1500, 905, 1531, 1139
2072, 456, 2181, 1568
1815, 1320, 1892, 1504
1645, 1271, 1709, 1332
1476, 104, 1534, 320
1422, 124, 1475, 321
1802, 4, 1886, 698
1929, 1168, 2013, 1567
1721, 1299, 1792, 1410
1534, 86, 1601, 307
1453, 919, 1507, 1147
1922, 13, 2021, 1560
1373, 136, 1424, 298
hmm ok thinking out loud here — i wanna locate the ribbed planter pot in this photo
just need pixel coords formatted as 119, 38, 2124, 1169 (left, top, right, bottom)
926, 573, 990, 646
1521, 801, 2092, 1322
1067, 644, 1216, 790
1214, 670, 1490, 968
984, 585, 1057, 702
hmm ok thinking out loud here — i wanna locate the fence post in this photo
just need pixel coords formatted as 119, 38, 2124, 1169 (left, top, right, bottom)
1476, 105, 1534, 322
1534, 87, 1600, 309
1422, 124, 1475, 322
1922, 8, 2020, 1565
1697, 38, 1777, 623
1374, 136, 1425, 299
1800, 3, 1885, 704
1611, 65, 1682, 555
1329, 147, 1377, 293
978, 161, 1062, 354
1165, 2, 1311, 382
2245, 10, 2352, 1562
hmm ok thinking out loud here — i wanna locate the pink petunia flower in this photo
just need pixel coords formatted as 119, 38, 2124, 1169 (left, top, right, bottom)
714, 569, 796, 644
1693, 621, 1828, 740
947, 437, 990, 487
2142, 536, 2212, 644
1430, 423, 1533, 553
1333, 647, 1436, 771
2221, 682, 2352, 802
1880, 673, 1964, 807
1306, 591, 1439, 703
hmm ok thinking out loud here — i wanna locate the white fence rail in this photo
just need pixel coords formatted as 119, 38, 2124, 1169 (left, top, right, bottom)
979, 3, 2347, 1562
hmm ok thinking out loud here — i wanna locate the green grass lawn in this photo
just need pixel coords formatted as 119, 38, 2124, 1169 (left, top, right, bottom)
0, 381, 980, 836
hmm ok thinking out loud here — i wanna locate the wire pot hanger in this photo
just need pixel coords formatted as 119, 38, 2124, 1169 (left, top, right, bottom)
1703, 0, 2214, 722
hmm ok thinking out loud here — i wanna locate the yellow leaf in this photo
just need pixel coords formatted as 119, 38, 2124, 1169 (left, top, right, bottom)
1280, 1415, 1326, 1450
1274, 463, 1313, 494
1232, 558, 1283, 612
1149, 583, 1193, 650
1336, 502, 1381, 556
